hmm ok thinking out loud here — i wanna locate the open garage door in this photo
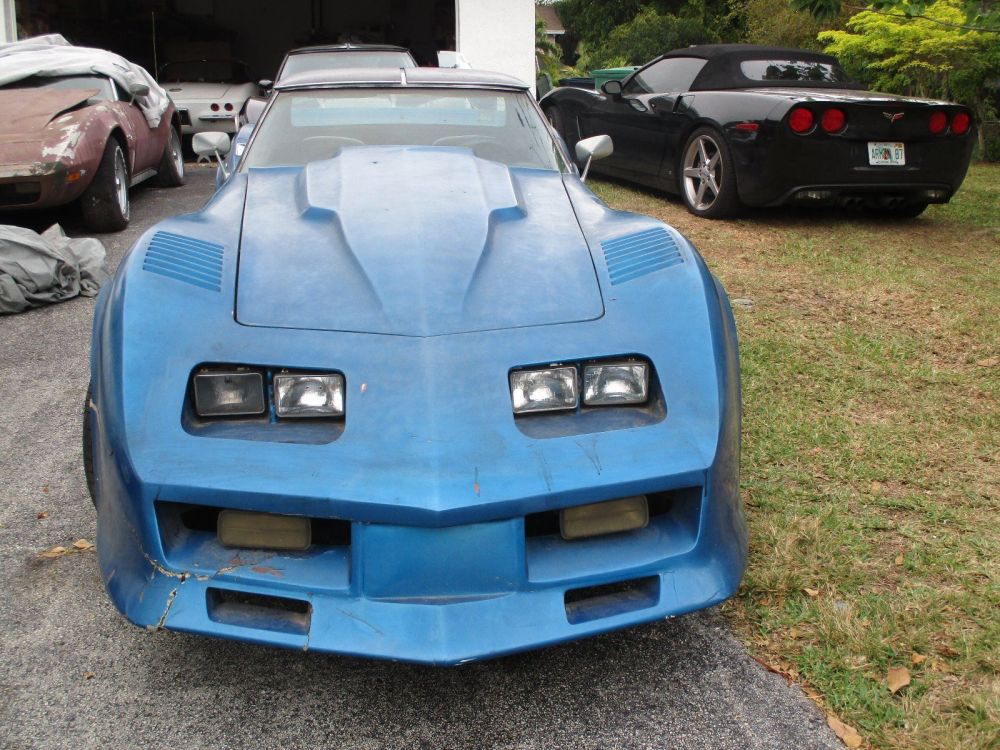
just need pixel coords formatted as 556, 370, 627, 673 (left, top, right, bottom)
12, 0, 456, 81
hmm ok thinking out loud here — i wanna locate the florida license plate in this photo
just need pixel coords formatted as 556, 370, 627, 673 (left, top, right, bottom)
868, 142, 905, 166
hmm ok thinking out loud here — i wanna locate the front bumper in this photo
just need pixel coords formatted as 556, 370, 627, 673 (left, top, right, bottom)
0, 161, 88, 210
93, 445, 744, 664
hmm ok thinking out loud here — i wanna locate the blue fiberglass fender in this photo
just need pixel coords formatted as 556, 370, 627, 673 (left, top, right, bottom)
89, 148, 747, 663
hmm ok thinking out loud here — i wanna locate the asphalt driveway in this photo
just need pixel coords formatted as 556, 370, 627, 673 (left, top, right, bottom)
0, 167, 841, 750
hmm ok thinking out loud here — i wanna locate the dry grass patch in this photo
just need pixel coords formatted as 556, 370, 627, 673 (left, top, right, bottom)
591, 166, 1000, 750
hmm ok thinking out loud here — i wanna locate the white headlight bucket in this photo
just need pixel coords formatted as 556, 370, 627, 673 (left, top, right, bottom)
510, 367, 578, 414
274, 373, 345, 418
583, 362, 649, 406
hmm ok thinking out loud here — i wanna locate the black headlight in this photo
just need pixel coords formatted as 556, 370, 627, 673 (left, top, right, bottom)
192, 368, 266, 417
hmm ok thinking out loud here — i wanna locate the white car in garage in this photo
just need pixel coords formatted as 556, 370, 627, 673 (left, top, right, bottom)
159, 59, 257, 135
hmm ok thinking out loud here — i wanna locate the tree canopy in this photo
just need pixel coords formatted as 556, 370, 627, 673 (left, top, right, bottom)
792, 0, 1000, 30
555, 0, 738, 70
820, 0, 1000, 154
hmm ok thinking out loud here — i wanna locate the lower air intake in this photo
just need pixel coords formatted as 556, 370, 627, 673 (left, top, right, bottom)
207, 588, 311, 635
564, 575, 660, 624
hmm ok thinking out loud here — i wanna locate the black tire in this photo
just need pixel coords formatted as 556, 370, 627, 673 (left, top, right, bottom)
678, 127, 742, 219
82, 386, 97, 506
152, 126, 186, 187
80, 139, 130, 232
865, 202, 928, 219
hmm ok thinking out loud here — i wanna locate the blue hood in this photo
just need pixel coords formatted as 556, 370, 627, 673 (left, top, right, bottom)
235, 147, 604, 337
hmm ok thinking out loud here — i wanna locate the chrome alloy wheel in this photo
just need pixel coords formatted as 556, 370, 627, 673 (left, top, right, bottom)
113, 147, 129, 220
682, 134, 723, 212
169, 128, 184, 179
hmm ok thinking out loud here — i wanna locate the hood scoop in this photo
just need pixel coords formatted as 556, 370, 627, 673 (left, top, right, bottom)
235, 147, 603, 337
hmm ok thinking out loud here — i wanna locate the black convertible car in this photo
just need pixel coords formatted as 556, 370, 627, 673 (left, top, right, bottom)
541, 45, 975, 218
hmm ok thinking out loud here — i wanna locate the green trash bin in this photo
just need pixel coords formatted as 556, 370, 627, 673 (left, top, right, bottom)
590, 66, 640, 91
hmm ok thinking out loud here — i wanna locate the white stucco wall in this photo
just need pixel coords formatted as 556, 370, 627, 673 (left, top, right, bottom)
0, 0, 16, 43
456, 0, 535, 92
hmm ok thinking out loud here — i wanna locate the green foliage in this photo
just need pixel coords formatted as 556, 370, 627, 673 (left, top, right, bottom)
556, 0, 659, 47
536, 18, 565, 82
576, 6, 717, 69
791, 0, 1000, 29
556, 0, 740, 71
819, 0, 1000, 160
744, 0, 848, 48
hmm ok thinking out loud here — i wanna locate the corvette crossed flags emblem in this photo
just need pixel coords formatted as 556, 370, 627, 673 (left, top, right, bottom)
883, 112, 905, 123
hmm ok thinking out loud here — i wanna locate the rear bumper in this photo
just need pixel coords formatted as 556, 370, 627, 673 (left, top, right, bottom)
177, 104, 238, 135
771, 182, 953, 208
731, 131, 975, 207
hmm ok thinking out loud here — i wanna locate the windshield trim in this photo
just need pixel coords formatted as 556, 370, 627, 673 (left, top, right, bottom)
238, 85, 569, 175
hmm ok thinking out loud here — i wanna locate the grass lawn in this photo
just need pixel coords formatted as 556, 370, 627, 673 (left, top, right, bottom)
591, 165, 999, 750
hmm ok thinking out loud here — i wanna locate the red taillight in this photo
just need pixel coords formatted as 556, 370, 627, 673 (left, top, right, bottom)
224, 102, 234, 112
210, 102, 220, 112
929, 111, 947, 134
952, 111, 971, 135
820, 108, 846, 133
788, 107, 814, 134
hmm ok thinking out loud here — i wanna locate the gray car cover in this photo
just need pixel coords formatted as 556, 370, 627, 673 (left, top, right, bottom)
0, 224, 109, 313
0, 34, 169, 128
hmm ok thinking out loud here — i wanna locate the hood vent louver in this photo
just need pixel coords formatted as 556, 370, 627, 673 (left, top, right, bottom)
601, 227, 683, 285
142, 231, 224, 291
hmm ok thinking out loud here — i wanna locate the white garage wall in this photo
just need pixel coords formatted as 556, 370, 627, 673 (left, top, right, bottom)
1, 0, 16, 43
456, 0, 535, 91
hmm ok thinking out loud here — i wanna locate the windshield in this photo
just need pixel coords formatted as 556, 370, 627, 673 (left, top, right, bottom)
740, 59, 853, 84
279, 51, 416, 80
160, 60, 249, 83
241, 88, 564, 171
0, 75, 115, 101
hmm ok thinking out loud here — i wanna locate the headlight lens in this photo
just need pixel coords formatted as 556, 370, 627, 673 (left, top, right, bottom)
582, 362, 649, 406
274, 373, 345, 418
193, 370, 266, 417
510, 367, 578, 414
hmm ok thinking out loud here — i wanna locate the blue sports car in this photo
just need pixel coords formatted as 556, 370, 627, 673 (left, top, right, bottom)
85, 67, 747, 664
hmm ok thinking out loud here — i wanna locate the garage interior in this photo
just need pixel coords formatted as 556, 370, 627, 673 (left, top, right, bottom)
13, 0, 457, 80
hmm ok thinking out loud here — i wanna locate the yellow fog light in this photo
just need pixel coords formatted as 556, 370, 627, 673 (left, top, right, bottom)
218, 511, 311, 550
559, 496, 649, 540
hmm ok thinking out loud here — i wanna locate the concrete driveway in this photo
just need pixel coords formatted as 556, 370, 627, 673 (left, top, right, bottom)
0, 167, 841, 750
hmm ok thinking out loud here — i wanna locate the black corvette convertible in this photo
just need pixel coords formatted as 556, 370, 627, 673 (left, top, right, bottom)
541, 45, 975, 218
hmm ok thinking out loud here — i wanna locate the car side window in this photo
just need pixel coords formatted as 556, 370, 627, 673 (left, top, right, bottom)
624, 58, 707, 95
84, 77, 118, 105
111, 79, 128, 101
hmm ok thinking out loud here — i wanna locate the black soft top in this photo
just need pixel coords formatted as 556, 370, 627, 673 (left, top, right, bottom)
657, 44, 863, 91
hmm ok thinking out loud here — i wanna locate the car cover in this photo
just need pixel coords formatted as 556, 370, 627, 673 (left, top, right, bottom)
0, 224, 108, 313
0, 34, 169, 128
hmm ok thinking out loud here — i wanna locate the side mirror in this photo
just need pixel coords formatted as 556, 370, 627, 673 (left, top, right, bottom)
128, 81, 151, 98
193, 131, 232, 178
258, 79, 274, 94
601, 80, 623, 97
575, 134, 613, 181
244, 97, 266, 125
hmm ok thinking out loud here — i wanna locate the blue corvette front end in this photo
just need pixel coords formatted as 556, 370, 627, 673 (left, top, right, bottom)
87, 69, 746, 664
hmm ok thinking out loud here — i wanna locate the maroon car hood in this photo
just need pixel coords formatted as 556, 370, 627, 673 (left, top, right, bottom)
0, 88, 96, 137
